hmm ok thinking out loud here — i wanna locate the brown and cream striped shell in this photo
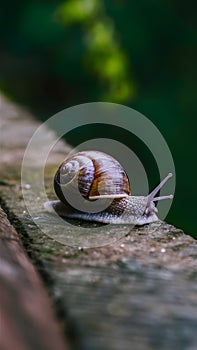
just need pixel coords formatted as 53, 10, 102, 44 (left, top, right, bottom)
54, 150, 130, 205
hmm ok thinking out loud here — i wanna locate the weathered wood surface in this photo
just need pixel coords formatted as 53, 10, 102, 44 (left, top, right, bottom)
0, 207, 68, 350
0, 94, 197, 350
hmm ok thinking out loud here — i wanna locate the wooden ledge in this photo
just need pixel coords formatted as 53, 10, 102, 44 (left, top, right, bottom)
0, 94, 197, 350
0, 207, 68, 350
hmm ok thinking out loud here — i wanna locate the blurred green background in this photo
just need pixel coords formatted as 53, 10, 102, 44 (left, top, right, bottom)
0, 0, 196, 237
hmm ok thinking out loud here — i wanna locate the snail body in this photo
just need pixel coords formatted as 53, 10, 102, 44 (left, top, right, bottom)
44, 151, 173, 225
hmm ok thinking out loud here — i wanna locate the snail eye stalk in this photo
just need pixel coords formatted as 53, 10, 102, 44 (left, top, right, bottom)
147, 173, 173, 204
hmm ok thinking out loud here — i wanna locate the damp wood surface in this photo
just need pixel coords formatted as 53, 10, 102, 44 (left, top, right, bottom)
0, 94, 197, 350
0, 207, 68, 350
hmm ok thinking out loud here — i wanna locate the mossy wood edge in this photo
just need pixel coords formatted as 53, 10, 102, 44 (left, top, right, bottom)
0, 94, 196, 350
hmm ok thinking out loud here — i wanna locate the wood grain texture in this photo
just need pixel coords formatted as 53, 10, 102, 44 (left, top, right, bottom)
0, 93, 197, 350
0, 208, 68, 350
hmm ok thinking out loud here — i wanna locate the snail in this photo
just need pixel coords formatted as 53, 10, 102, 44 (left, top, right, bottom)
44, 150, 173, 225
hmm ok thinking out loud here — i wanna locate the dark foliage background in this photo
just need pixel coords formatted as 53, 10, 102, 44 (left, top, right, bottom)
0, 0, 196, 237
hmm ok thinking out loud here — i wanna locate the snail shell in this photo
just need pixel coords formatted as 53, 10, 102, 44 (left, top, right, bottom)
45, 151, 173, 225
54, 151, 130, 202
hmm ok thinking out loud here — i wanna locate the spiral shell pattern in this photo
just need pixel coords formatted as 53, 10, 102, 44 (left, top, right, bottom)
54, 150, 130, 205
